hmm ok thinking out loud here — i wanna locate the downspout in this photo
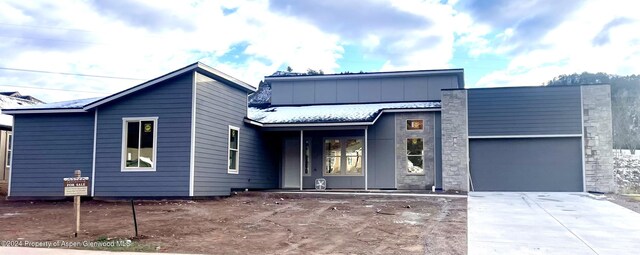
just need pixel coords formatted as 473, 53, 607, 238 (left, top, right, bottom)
91, 108, 98, 197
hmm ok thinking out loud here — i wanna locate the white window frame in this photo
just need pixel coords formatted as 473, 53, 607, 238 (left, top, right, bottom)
228, 125, 240, 174
406, 119, 424, 131
121, 117, 158, 172
6, 132, 12, 168
406, 137, 425, 175
322, 137, 364, 177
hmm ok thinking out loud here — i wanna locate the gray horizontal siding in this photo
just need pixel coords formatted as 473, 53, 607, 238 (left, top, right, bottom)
10, 113, 94, 197
194, 72, 277, 196
271, 75, 458, 106
94, 72, 193, 197
467, 86, 582, 136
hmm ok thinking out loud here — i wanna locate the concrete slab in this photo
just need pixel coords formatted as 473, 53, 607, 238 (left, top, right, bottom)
469, 192, 640, 255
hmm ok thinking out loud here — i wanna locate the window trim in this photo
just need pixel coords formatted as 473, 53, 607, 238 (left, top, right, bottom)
121, 117, 158, 172
303, 138, 312, 176
406, 137, 425, 176
5, 132, 12, 168
227, 125, 240, 174
406, 119, 425, 131
322, 137, 364, 177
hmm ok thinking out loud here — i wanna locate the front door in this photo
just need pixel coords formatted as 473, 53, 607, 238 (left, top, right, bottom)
282, 138, 301, 188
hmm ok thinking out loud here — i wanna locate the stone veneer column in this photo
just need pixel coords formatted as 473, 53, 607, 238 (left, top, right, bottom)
441, 90, 469, 191
582, 85, 614, 193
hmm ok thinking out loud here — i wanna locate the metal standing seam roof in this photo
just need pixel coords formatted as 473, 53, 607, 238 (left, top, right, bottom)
247, 101, 441, 125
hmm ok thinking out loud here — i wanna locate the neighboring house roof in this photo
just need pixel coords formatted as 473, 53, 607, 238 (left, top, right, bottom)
3, 62, 255, 114
246, 101, 440, 127
0, 94, 42, 127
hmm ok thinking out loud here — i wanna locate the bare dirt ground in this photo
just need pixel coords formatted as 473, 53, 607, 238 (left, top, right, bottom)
608, 193, 640, 214
0, 192, 467, 254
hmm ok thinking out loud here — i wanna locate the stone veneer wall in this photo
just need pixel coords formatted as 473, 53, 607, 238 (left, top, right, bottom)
441, 90, 469, 191
395, 112, 435, 189
582, 85, 614, 193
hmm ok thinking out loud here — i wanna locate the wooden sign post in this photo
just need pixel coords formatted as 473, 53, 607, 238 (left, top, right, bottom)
64, 170, 88, 238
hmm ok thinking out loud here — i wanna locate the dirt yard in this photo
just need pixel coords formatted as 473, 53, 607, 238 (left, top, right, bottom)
0, 192, 467, 254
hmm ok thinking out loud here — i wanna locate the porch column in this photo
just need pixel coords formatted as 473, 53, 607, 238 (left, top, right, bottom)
364, 127, 368, 191
300, 130, 303, 191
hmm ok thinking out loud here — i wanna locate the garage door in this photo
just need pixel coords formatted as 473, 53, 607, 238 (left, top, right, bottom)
469, 137, 583, 192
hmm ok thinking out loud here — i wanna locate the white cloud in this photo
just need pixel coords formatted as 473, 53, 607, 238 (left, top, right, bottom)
0, 0, 345, 102
471, 0, 640, 87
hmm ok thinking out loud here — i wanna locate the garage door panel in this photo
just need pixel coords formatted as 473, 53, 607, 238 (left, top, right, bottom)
470, 137, 583, 192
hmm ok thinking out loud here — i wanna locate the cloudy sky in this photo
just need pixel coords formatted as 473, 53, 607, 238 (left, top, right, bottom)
0, 0, 639, 103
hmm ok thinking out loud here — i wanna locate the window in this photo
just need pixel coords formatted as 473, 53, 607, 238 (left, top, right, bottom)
6, 132, 12, 168
345, 139, 363, 175
122, 118, 157, 171
303, 138, 312, 176
323, 138, 364, 176
228, 126, 239, 174
3, 132, 11, 180
324, 139, 341, 175
407, 119, 424, 130
407, 138, 424, 174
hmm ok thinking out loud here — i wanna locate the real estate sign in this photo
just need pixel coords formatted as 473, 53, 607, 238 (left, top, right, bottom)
63, 177, 89, 196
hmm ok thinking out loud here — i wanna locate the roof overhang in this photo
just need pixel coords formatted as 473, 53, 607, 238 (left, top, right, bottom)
245, 108, 440, 128
2, 108, 87, 114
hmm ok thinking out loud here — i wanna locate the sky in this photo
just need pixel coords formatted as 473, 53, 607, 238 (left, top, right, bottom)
0, 0, 639, 103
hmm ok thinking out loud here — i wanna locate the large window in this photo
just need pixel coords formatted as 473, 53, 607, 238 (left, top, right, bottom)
407, 138, 424, 174
228, 126, 239, 174
122, 118, 157, 171
324, 138, 363, 176
324, 139, 341, 175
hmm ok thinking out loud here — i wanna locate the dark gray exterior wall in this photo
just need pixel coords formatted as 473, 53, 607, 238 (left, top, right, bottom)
367, 113, 396, 189
10, 113, 94, 197
193, 73, 278, 196
467, 86, 582, 136
270, 75, 459, 106
94, 73, 193, 197
469, 137, 583, 191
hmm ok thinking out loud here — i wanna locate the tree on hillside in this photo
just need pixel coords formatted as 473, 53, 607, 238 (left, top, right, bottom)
547, 72, 640, 152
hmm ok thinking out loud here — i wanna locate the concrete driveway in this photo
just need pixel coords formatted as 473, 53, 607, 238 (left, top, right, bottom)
468, 192, 640, 255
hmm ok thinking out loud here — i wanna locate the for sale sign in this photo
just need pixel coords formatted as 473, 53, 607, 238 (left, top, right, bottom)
63, 177, 89, 196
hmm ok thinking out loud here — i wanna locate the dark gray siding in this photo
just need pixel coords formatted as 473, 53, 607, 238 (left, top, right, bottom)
270, 75, 458, 106
193, 73, 277, 196
435, 112, 442, 189
367, 113, 396, 189
469, 138, 583, 191
467, 86, 582, 136
10, 113, 94, 197
94, 73, 193, 197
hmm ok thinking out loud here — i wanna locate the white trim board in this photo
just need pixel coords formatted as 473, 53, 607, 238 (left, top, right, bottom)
468, 134, 583, 139
189, 72, 197, 196
91, 109, 98, 197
